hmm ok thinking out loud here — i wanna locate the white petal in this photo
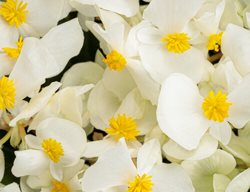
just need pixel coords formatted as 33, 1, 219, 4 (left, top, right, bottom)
0, 18, 18, 49
157, 73, 209, 150
82, 142, 137, 191
0, 54, 15, 77
12, 150, 49, 177
82, 139, 115, 158
226, 168, 250, 192
222, 24, 250, 76
137, 139, 161, 175
36, 117, 87, 166
163, 133, 218, 161
209, 121, 232, 145
150, 163, 195, 192
126, 59, 160, 105
213, 174, 231, 192
139, 44, 207, 84
9, 82, 61, 126
87, 81, 120, 130
61, 62, 104, 88
22, 0, 72, 37
41, 18, 84, 76
143, 0, 203, 33
1, 183, 21, 192
228, 74, 250, 128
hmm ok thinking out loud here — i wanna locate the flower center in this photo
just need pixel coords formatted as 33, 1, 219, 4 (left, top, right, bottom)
0, 76, 16, 111
202, 90, 232, 122
51, 181, 69, 192
3, 36, 24, 59
207, 32, 223, 52
103, 50, 127, 71
128, 174, 154, 192
162, 33, 191, 53
42, 138, 64, 163
105, 114, 139, 141
0, 0, 28, 27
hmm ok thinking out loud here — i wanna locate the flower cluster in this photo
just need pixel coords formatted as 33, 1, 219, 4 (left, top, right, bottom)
0, 0, 250, 191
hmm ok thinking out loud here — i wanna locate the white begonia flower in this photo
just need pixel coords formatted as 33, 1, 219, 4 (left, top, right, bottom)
24, 160, 84, 192
83, 139, 195, 192
12, 117, 87, 181
163, 133, 218, 161
157, 73, 250, 150
84, 69, 157, 158
136, 0, 209, 84
182, 149, 236, 192
70, 0, 139, 17
86, 9, 160, 105
226, 168, 250, 192
0, 0, 72, 38
9, 18, 84, 103
27, 84, 94, 132
222, 24, 250, 76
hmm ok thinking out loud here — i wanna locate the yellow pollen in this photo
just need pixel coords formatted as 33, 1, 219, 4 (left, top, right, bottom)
3, 36, 24, 59
0, 0, 28, 27
202, 90, 232, 122
162, 33, 191, 53
42, 138, 64, 163
128, 174, 154, 192
51, 181, 69, 192
103, 50, 127, 71
0, 76, 16, 111
207, 32, 223, 52
106, 114, 139, 141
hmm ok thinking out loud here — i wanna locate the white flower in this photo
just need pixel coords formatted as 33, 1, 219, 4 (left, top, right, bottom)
83, 139, 195, 192
136, 0, 209, 84
157, 73, 250, 150
12, 117, 87, 181
0, 183, 21, 192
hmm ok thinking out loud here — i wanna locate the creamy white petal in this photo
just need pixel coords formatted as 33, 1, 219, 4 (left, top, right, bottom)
0, 18, 18, 49
139, 44, 207, 84
137, 139, 161, 175
41, 18, 84, 76
213, 174, 231, 192
9, 82, 61, 126
143, 0, 203, 33
209, 121, 232, 145
61, 62, 104, 88
222, 24, 250, 76
228, 74, 250, 128
226, 168, 250, 192
157, 73, 209, 150
150, 163, 195, 192
1, 183, 21, 192
163, 134, 218, 161
36, 117, 87, 166
126, 58, 160, 105
12, 150, 49, 177
21, 0, 72, 37
82, 142, 137, 191
0, 54, 15, 77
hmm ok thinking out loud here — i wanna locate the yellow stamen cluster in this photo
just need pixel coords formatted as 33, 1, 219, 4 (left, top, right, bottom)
3, 36, 24, 59
0, 0, 28, 27
128, 174, 154, 192
42, 138, 64, 163
51, 181, 69, 192
162, 33, 191, 53
106, 114, 139, 141
207, 32, 223, 52
0, 76, 16, 111
103, 50, 127, 71
202, 90, 232, 122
